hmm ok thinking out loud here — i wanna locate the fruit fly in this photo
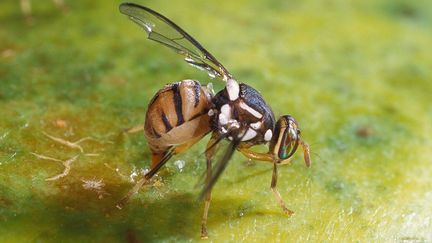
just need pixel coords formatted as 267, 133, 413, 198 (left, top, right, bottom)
118, 3, 311, 238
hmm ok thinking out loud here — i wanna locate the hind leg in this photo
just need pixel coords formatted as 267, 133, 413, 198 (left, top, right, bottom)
116, 151, 173, 209
117, 134, 206, 209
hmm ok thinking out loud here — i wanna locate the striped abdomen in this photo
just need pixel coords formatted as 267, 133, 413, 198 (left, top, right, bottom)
144, 80, 213, 154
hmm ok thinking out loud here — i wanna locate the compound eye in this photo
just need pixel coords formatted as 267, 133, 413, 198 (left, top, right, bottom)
278, 125, 299, 160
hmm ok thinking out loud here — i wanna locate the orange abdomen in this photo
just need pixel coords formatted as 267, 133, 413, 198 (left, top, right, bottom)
144, 80, 213, 154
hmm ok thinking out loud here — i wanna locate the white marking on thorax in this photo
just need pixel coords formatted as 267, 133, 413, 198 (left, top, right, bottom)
219, 114, 228, 125
218, 103, 243, 134
228, 120, 240, 129
239, 102, 263, 119
241, 128, 257, 141
218, 104, 231, 125
226, 79, 239, 101
221, 127, 228, 134
264, 129, 273, 141
221, 104, 231, 116
250, 121, 262, 130
208, 109, 215, 116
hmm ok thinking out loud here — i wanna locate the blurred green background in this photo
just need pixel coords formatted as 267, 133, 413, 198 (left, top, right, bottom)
1, 0, 431, 242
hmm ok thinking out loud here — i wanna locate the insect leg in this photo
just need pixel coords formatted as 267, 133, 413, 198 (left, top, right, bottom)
271, 162, 294, 216
238, 147, 273, 162
238, 147, 298, 166
201, 133, 219, 239
299, 140, 311, 167
116, 150, 173, 210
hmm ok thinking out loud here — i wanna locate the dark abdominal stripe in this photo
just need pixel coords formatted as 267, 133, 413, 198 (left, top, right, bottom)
188, 108, 210, 121
161, 111, 173, 132
152, 127, 161, 138
193, 80, 200, 107
160, 81, 203, 134
172, 83, 185, 126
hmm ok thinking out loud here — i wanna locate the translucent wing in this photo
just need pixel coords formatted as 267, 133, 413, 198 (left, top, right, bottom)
119, 3, 233, 81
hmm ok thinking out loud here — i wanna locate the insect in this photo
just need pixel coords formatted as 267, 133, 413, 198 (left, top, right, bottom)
118, 3, 311, 238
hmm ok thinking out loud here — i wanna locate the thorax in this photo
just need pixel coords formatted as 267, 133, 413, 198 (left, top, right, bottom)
210, 80, 276, 146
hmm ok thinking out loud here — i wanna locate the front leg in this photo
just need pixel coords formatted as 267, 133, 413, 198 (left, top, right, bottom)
238, 147, 294, 165
271, 162, 294, 216
238, 147, 273, 162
